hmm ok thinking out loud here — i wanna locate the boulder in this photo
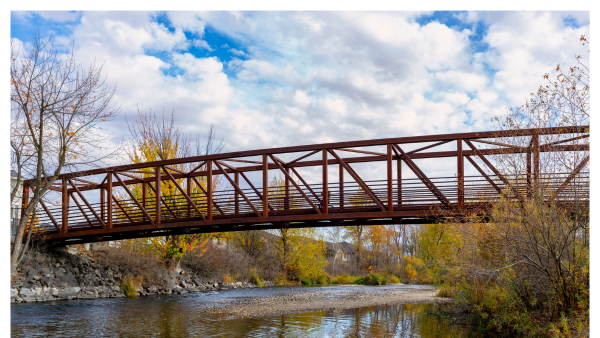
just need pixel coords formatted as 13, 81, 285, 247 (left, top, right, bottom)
54, 268, 66, 278
57, 287, 80, 300
48, 288, 59, 297
19, 288, 38, 302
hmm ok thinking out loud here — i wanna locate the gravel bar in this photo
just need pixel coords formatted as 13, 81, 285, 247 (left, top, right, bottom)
199, 287, 451, 319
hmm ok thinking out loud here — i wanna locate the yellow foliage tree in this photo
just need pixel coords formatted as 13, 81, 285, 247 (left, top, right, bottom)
120, 108, 224, 263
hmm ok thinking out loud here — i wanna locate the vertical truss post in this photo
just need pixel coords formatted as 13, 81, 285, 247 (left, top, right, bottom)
187, 176, 191, 218
155, 167, 161, 224
285, 167, 290, 210
457, 139, 464, 209
527, 143, 532, 197
263, 154, 268, 216
100, 187, 105, 222
533, 134, 539, 190
234, 171, 240, 214
62, 178, 69, 233
397, 157, 402, 207
323, 149, 328, 214
142, 182, 147, 221
107, 173, 113, 228
339, 163, 344, 209
387, 144, 393, 211
207, 160, 213, 220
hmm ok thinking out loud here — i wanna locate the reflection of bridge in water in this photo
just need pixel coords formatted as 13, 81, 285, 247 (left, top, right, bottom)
23, 126, 589, 246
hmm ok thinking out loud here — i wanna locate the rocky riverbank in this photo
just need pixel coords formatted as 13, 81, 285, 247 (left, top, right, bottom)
10, 248, 268, 304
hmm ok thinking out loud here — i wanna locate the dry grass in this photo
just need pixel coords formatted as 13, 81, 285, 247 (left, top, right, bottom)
181, 243, 256, 281
96, 247, 169, 288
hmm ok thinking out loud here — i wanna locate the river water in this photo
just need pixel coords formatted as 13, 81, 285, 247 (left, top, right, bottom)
11, 285, 475, 337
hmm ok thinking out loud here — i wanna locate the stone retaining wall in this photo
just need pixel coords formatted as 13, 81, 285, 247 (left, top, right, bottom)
11, 250, 271, 303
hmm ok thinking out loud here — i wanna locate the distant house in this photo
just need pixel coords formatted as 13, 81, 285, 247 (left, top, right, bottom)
326, 241, 356, 263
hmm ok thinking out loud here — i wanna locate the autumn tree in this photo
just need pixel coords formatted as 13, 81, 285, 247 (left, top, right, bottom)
10, 33, 119, 275
123, 108, 224, 265
266, 176, 327, 282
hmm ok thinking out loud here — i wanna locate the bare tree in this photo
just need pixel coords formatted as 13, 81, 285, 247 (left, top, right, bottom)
10, 33, 120, 275
457, 37, 590, 314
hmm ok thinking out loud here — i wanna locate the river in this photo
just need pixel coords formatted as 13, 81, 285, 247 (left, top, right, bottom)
11, 284, 476, 337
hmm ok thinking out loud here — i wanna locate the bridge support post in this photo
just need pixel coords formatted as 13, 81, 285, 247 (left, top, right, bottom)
387, 144, 393, 212
207, 161, 212, 220
142, 182, 147, 221
62, 178, 69, 233
235, 171, 240, 214
533, 134, 539, 192
263, 155, 268, 217
187, 176, 191, 218
397, 157, 402, 207
154, 167, 160, 224
100, 187, 105, 223
339, 163, 344, 209
285, 167, 290, 210
527, 145, 532, 197
323, 149, 328, 214
107, 173, 113, 228
457, 139, 464, 209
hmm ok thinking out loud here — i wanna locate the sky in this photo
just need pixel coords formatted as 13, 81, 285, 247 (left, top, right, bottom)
8, 10, 590, 183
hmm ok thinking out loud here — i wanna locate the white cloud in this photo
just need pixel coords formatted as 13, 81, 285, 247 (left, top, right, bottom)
13, 11, 588, 181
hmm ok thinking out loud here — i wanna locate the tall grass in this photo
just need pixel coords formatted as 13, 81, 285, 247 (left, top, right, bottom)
121, 275, 142, 297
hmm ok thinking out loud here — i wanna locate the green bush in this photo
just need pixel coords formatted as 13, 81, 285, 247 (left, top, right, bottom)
299, 275, 311, 285
252, 273, 264, 287
315, 274, 329, 285
121, 275, 142, 297
356, 273, 386, 285
330, 274, 360, 284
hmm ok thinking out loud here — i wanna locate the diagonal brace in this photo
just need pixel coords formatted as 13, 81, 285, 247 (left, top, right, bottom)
113, 174, 156, 224
68, 178, 107, 228
392, 144, 451, 207
328, 149, 387, 211
214, 161, 263, 217
162, 167, 207, 221
269, 154, 322, 214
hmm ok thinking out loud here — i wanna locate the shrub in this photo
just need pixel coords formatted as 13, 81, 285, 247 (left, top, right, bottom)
299, 275, 311, 285
96, 246, 169, 288
181, 244, 255, 281
390, 276, 400, 284
223, 274, 234, 284
121, 275, 142, 297
315, 274, 329, 285
356, 273, 386, 285
437, 284, 458, 298
276, 273, 289, 285
330, 274, 360, 284
252, 273, 264, 287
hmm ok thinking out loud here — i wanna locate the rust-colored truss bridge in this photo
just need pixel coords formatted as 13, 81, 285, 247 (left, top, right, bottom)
22, 126, 589, 245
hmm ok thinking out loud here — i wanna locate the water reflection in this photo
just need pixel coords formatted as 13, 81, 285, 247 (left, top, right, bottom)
12, 291, 473, 337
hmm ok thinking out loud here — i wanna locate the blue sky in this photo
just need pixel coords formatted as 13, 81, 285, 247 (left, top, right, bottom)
9, 11, 590, 181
